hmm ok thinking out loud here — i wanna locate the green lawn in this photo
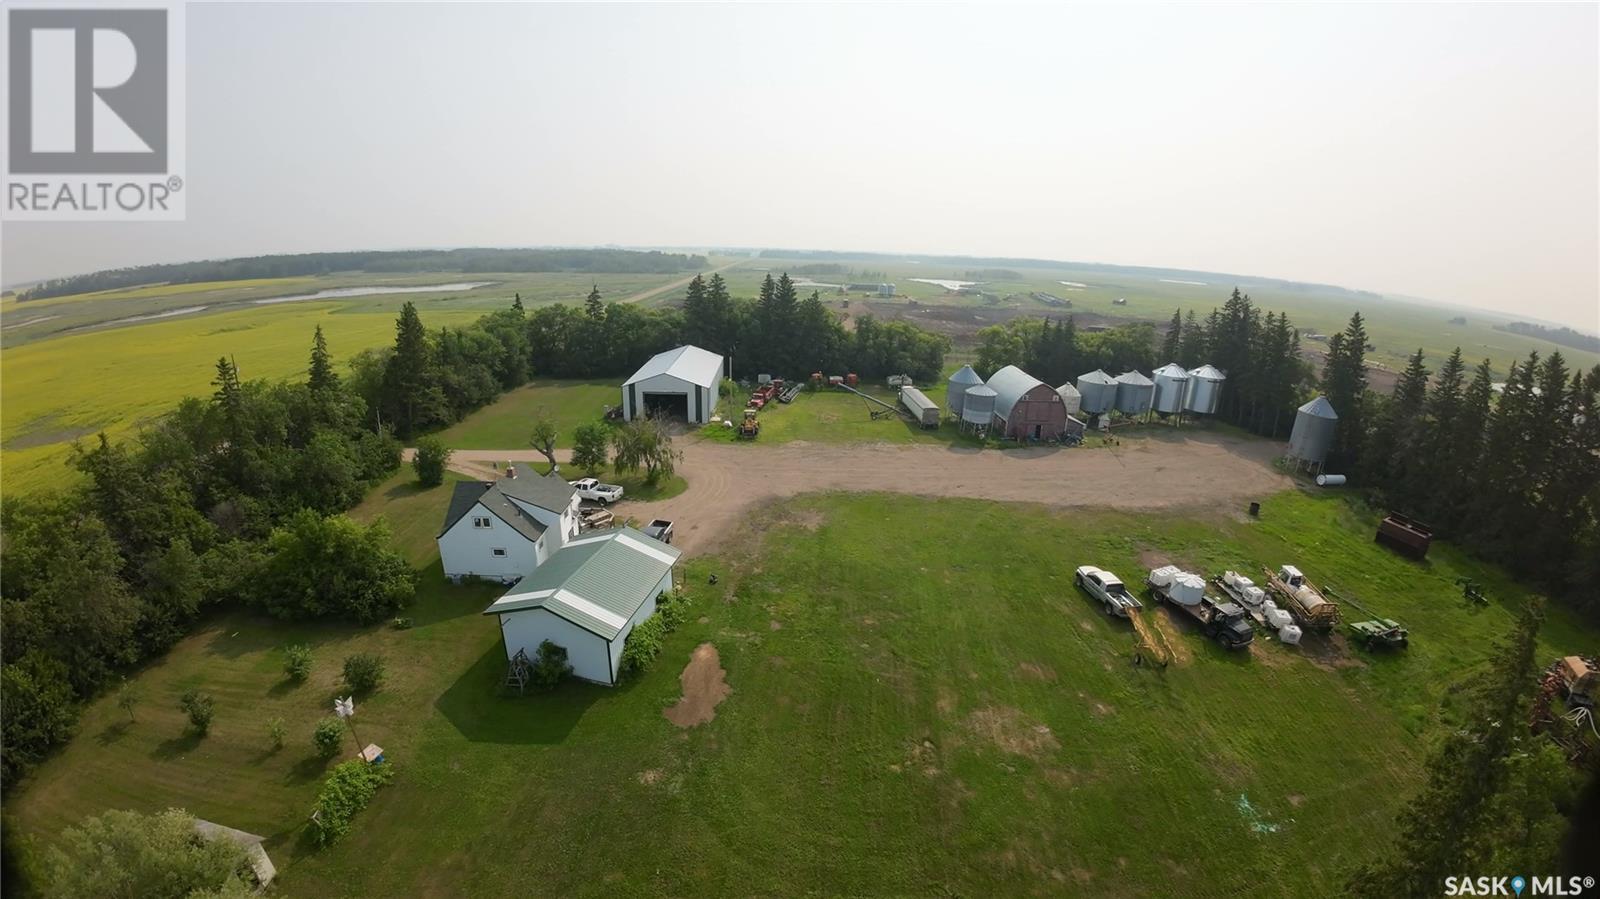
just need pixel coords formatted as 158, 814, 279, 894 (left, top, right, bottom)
432, 380, 619, 450
7, 485, 1593, 896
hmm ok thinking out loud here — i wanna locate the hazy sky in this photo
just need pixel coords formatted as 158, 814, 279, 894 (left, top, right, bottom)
3, 2, 1596, 329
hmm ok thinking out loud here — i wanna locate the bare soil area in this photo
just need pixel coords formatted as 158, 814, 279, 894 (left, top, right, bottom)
427, 428, 1291, 556
663, 643, 730, 728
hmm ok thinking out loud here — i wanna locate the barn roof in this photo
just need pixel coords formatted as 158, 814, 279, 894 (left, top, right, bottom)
624, 344, 723, 389
985, 365, 1050, 420
482, 527, 681, 640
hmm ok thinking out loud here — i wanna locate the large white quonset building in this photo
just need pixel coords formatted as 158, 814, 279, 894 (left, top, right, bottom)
437, 465, 580, 583
622, 344, 724, 424
482, 526, 681, 685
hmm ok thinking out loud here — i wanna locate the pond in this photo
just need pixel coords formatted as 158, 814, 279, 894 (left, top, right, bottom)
252, 282, 495, 305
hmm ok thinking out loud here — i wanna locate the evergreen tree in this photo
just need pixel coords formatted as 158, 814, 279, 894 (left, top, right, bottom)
512, 292, 523, 313
584, 284, 605, 321
1160, 309, 1182, 362
1364, 348, 1429, 488
378, 302, 441, 438
1178, 309, 1207, 368
308, 325, 338, 393
1347, 600, 1544, 897
1322, 312, 1369, 466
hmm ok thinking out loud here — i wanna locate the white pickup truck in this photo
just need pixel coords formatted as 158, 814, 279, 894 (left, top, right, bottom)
568, 477, 624, 504
1074, 565, 1142, 618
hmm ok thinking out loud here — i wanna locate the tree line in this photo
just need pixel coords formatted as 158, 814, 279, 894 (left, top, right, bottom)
523, 272, 950, 384
1319, 312, 1600, 621
1, 329, 416, 789
18, 247, 707, 301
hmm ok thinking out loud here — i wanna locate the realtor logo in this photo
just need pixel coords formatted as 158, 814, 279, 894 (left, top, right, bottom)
3, 3, 185, 220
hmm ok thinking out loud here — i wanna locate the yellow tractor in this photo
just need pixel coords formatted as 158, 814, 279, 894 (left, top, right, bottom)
737, 407, 761, 440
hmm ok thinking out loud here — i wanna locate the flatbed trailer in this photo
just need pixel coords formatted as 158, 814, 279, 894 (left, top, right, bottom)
1149, 571, 1254, 649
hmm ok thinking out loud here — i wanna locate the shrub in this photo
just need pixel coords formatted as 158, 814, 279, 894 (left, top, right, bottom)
312, 717, 345, 759
529, 640, 571, 690
179, 690, 215, 736
310, 759, 395, 847
571, 422, 610, 474
412, 436, 450, 487
341, 653, 385, 694
43, 808, 254, 897
283, 644, 313, 682
620, 590, 688, 678
267, 717, 286, 751
391, 617, 413, 630
252, 511, 417, 623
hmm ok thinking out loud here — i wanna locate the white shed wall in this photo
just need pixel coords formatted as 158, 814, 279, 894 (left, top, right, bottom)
499, 608, 616, 684
623, 373, 713, 424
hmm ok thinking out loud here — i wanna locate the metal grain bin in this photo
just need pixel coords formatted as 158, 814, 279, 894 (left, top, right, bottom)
947, 365, 983, 419
961, 384, 997, 428
1114, 370, 1155, 415
1075, 369, 1118, 414
1055, 382, 1082, 416
1151, 363, 1190, 414
898, 386, 940, 428
1288, 395, 1338, 464
1184, 364, 1226, 414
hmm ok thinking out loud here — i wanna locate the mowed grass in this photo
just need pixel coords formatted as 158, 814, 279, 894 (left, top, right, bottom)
432, 380, 619, 450
7, 486, 1593, 897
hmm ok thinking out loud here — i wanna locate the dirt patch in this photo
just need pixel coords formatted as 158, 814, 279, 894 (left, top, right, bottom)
1091, 701, 1115, 717
1298, 632, 1368, 671
1152, 608, 1195, 665
1287, 794, 1306, 807
768, 619, 782, 631
637, 769, 664, 785
1137, 548, 1173, 570
663, 643, 731, 728
966, 706, 1061, 759
1016, 662, 1056, 682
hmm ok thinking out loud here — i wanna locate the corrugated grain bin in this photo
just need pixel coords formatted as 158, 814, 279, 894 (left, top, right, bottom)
1114, 370, 1155, 415
1075, 369, 1118, 414
898, 385, 940, 428
1055, 382, 1083, 416
947, 365, 983, 418
1288, 395, 1339, 463
1151, 363, 1190, 414
1184, 364, 1226, 414
961, 384, 997, 427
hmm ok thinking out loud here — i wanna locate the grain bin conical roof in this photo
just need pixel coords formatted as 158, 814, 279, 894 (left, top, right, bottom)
1298, 395, 1339, 419
946, 364, 985, 417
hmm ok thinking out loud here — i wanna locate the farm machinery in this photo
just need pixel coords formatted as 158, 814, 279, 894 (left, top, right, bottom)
1532, 655, 1598, 766
1264, 565, 1341, 633
1147, 567, 1253, 650
1321, 586, 1409, 650
736, 408, 761, 440
747, 380, 782, 410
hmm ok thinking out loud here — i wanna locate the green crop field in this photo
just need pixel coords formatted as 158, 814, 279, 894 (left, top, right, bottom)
7, 485, 1592, 897
0, 272, 698, 494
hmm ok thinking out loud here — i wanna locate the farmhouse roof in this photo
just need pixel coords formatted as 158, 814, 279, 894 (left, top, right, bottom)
482, 526, 681, 640
624, 344, 723, 389
985, 365, 1049, 420
437, 465, 573, 541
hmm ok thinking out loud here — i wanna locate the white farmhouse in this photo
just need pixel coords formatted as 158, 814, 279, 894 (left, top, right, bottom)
622, 344, 724, 424
482, 527, 681, 685
436, 465, 580, 583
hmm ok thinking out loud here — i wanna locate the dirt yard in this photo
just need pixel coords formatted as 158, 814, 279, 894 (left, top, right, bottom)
427, 429, 1292, 556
